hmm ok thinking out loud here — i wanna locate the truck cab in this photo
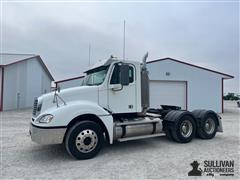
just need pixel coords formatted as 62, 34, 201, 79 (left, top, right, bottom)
81, 58, 142, 114
30, 54, 223, 160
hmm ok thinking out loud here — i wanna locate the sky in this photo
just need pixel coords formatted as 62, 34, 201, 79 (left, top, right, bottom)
1, 1, 239, 93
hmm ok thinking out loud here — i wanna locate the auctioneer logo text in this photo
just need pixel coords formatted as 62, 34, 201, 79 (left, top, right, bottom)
188, 160, 234, 177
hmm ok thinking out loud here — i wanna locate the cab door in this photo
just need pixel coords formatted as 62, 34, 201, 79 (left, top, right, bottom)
108, 63, 136, 114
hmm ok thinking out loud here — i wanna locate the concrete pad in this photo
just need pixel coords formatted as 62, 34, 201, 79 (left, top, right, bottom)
1, 101, 239, 179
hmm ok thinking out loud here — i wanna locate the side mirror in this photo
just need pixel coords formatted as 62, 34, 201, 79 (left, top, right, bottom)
120, 64, 129, 86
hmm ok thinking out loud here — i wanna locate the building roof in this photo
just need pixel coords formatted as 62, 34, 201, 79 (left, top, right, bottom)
0, 53, 54, 81
55, 57, 234, 83
147, 57, 234, 79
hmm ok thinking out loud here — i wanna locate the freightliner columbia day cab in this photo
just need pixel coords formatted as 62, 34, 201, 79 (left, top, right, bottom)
30, 53, 223, 160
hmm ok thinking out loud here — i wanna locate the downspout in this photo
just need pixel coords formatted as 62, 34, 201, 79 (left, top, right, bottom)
1, 67, 4, 111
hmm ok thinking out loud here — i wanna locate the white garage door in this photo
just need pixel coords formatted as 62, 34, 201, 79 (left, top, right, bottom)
149, 81, 187, 110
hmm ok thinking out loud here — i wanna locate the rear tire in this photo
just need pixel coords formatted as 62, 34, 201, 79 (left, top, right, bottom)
197, 113, 218, 139
171, 115, 196, 143
65, 121, 104, 160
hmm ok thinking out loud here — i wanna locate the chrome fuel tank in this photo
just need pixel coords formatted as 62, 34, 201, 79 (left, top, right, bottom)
113, 117, 163, 140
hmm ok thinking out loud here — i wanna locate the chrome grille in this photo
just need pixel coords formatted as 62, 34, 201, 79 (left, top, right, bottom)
33, 98, 38, 116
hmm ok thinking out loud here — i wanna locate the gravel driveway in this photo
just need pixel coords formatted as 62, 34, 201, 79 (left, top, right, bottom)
1, 101, 239, 179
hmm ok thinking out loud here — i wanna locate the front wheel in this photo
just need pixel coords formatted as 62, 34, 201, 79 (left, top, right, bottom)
65, 121, 104, 160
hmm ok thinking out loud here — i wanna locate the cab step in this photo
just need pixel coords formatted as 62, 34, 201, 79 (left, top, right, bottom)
117, 133, 164, 142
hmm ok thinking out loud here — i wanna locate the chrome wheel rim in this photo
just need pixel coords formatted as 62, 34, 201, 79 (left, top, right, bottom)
180, 120, 193, 138
204, 118, 215, 134
75, 129, 98, 153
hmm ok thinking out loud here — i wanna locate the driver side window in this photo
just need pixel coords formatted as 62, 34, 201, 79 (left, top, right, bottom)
110, 64, 134, 84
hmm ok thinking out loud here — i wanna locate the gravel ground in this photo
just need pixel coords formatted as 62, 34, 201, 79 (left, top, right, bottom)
1, 101, 239, 179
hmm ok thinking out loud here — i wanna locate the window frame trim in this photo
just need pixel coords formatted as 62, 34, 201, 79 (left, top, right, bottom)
108, 62, 136, 85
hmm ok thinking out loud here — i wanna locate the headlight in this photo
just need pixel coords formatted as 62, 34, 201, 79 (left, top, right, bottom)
38, 114, 54, 123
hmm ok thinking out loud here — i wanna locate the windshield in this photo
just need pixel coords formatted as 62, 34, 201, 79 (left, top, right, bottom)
82, 65, 109, 86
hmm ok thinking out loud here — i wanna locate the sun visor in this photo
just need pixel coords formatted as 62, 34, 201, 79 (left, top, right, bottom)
84, 59, 117, 73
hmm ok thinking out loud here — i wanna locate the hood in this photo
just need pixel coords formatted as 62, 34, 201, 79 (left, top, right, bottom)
39, 86, 99, 113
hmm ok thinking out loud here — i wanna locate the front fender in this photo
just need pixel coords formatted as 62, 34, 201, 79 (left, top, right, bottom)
33, 101, 114, 143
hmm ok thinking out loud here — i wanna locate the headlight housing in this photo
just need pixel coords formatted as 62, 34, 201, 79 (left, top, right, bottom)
38, 114, 54, 123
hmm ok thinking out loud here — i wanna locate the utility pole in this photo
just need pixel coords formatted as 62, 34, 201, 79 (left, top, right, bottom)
123, 20, 126, 60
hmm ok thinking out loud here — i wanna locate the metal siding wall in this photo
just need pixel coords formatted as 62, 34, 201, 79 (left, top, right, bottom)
2, 58, 52, 110
3, 65, 16, 110
41, 65, 51, 94
26, 58, 52, 107
26, 59, 40, 107
17, 61, 27, 108
0, 68, 2, 109
3, 62, 27, 110
188, 75, 222, 113
0, 58, 51, 110
147, 60, 223, 113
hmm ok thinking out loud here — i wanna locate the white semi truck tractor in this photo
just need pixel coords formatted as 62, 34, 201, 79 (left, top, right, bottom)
30, 53, 223, 160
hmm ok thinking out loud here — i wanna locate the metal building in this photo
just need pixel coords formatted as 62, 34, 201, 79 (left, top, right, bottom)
0, 53, 54, 111
147, 58, 233, 113
54, 57, 233, 113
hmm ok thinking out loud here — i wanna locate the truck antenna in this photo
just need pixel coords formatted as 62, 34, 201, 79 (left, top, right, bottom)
88, 44, 91, 67
123, 20, 126, 60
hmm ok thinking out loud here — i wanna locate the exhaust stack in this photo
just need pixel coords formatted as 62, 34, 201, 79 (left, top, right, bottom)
141, 52, 150, 114
142, 52, 148, 70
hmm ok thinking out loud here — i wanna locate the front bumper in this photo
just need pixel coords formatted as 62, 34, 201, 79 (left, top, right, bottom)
29, 123, 67, 145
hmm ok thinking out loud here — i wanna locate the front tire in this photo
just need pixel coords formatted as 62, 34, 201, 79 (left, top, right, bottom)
65, 121, 104, 160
